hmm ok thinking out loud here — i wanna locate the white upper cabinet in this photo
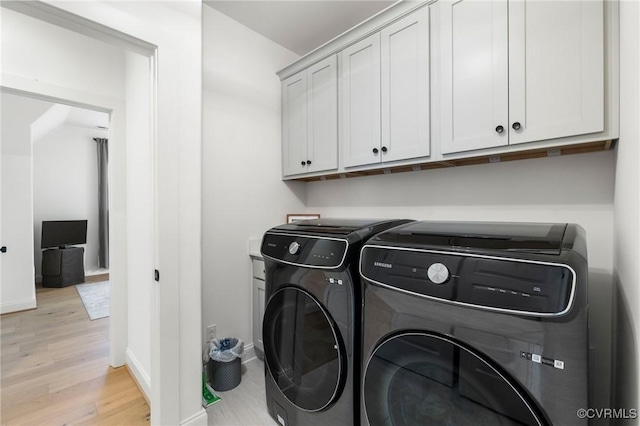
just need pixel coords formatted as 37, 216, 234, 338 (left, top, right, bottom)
439, 0, 604, 155
508, 0, 604, 145
282, 55, 338, 177
307, 56, 338, 173
341, 33, 382, 168
440, 0, 509, 154
381, 6, 431, 162
282, 71, 308, 176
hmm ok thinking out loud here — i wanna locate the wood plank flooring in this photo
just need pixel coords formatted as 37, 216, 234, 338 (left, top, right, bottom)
0, 282, 150, 425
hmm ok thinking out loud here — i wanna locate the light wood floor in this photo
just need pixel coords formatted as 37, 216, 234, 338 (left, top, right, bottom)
0, 280, 150, 425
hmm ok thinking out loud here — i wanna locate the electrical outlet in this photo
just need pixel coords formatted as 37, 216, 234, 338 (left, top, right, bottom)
207, 324, 217, 341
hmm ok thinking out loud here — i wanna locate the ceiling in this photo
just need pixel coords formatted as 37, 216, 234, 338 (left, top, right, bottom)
204, 1, 396, 56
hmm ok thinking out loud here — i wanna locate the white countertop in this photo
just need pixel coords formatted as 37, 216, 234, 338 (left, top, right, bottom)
249, 238, 262, 259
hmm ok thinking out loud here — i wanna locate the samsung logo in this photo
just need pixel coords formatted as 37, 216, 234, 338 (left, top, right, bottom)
374, 262, 393, 269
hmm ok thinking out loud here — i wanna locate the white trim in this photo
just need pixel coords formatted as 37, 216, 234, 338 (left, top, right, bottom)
179, 408, 208, 426
0, 297, 36, 314
126, 348, 151, 402
242, 343, 257, 364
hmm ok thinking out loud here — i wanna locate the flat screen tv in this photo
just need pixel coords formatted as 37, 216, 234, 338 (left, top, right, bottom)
41, 220, 88, 249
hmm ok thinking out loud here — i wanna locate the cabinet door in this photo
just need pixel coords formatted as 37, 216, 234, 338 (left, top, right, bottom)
282, 70, 308, 176
439, 0, 509, 154
381, 6, 430, 162
252, 278, 266, 355
508, 0, 604, 144
307, 55, 338, 173
340, 33, 382, 167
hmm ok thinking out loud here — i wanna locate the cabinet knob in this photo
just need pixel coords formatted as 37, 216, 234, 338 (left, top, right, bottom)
495, 125, 504, 134
512, 122, 521, 130
306, 160, 312, 165
301, 161, 306, 166
0, 246, 6, 253
381, 146, 388, 153
372, 148, 379, 154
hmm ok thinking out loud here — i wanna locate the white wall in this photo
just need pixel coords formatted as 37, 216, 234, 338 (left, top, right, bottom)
201, 6, 305, 349
613, 0, 640, 420
1, 7, 125, 100
0, 93, 53, 314
306, 150, 616, 414
33, 122, 107, 279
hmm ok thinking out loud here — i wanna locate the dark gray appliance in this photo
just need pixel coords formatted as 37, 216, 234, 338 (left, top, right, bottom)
261, 218, 412, 426
359, 221, 588, 426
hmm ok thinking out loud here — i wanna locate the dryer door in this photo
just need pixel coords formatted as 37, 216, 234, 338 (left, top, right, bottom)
363, 333, 547, 426
263, 286, 345, 412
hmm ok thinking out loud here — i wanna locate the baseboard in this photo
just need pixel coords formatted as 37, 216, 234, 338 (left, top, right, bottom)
1, 297, 36, 315
125, 348, 151, 403
180, 408, 208, 426
243, 343, 256, 364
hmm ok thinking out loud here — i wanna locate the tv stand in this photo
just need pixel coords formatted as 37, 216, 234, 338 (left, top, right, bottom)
42, 246, 85, 288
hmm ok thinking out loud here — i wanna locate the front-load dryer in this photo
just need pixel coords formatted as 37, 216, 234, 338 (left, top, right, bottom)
359, 221, 588, 426
261, 218, 411, 426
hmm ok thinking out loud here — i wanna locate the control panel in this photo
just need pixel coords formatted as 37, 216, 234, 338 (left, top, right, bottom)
360, 246, 574, 316
262, 233, 348, 268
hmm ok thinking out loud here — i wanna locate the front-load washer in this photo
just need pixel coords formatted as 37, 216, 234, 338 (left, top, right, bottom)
260, 218, 412, 426
359, 221, 588, 426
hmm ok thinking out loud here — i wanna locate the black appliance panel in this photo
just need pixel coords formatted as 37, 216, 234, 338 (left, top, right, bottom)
360, 246, 574, 316
363, 333, 543, 426
272, 218, 396, 235
262, 233, 348, 268
371, 221, 567, 254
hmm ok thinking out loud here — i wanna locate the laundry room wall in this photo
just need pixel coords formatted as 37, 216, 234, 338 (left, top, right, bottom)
613, 0, 640, 420
306, 150, 616, 417
201, 6, 305, 353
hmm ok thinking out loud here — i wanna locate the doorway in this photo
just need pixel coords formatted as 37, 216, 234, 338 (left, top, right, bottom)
0, 0, 155, 409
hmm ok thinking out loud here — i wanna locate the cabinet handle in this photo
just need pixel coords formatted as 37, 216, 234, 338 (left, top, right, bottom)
495, 125, 504, 134
301, 161, 306, 166
306, 160, 312, 165
512, 122, 521, 130
372, 148, 379, 154
381, 146, 388, 153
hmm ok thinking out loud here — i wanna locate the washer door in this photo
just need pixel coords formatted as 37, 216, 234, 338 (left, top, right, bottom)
263, 286, 345, 412
364, 333, 546, 426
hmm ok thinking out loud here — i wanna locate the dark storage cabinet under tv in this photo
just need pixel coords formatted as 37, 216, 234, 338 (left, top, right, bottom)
41, 220, 87, 287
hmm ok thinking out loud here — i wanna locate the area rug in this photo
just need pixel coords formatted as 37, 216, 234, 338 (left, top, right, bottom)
76, 281, 110, 320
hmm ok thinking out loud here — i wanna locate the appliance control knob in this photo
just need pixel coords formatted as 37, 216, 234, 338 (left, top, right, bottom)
288, 241, 301, 255
427, 263, 450, 284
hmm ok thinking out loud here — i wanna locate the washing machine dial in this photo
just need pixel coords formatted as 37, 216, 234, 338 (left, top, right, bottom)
427, 263, 450, 284
288, 241, 301, 255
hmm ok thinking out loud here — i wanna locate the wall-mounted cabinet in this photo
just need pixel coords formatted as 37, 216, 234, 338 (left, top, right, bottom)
341, 6, 431, 168
282, 55, 338, 177
277, 0, 617, 181
438, 0, 604, 155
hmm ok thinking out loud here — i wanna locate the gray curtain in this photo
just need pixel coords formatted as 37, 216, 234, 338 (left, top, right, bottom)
95, 138, 109, 268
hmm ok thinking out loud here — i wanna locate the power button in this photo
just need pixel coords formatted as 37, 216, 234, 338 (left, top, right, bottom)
427, 263, 450, 284
288, 242, 301, 255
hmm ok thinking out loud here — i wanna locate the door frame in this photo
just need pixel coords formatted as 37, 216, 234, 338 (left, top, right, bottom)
0, 0, 161, 420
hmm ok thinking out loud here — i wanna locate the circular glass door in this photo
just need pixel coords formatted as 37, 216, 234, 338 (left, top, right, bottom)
263, 286, 345, 412
364, 333, 546, 426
